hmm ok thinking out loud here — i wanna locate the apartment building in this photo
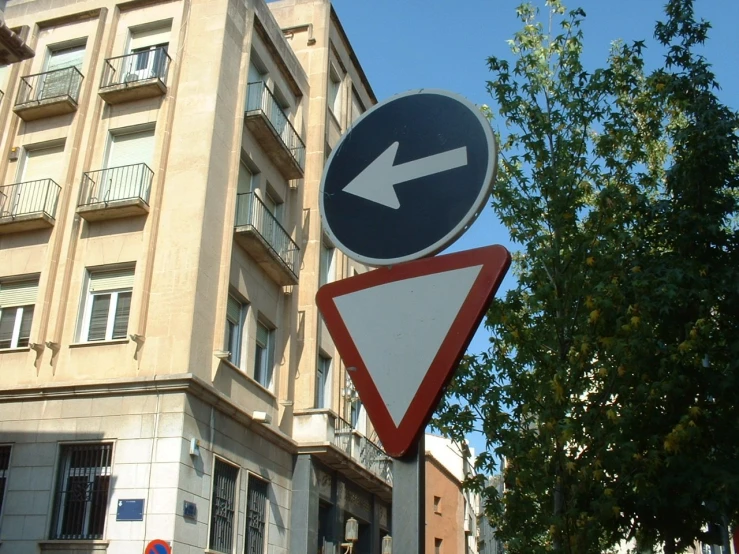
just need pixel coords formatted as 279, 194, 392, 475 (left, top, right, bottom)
425, 434, 480, 554
0, 0, 390, 552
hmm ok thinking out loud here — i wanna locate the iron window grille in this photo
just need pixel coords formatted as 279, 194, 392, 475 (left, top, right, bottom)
0, 445, 11, 517
246, 475, 268, 554
209, 458, 239, 553
50, 443, 112, 540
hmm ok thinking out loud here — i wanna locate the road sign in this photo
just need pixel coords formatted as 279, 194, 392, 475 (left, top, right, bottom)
316, 245, 510, 457
320, 89, 497, 267
145, 539, 171, 554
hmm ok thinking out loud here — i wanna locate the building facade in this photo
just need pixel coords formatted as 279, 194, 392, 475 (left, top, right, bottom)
425, 434, 479, 554
0, 0, 391, 552
477, 474, 504, 554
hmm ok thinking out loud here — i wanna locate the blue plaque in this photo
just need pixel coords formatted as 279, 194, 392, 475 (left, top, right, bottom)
116, 498, 144, 521
183, 500, 197, 520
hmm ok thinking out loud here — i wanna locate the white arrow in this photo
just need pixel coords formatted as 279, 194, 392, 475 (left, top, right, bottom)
342, 142, 468, 209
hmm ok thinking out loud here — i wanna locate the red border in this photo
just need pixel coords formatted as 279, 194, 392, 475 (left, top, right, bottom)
144, 539, 172, 554
316, 245, 511, 458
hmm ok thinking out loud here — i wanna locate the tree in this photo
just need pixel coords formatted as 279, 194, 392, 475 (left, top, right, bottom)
433, 1, 739, 553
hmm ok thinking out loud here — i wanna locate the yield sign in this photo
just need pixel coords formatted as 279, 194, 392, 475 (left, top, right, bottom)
316, 245, 511, 458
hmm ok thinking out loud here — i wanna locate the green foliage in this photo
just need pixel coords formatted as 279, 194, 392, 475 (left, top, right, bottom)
433, 1, 739, 553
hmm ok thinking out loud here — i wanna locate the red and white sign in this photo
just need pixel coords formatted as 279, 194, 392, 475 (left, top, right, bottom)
316, 245, 511, 458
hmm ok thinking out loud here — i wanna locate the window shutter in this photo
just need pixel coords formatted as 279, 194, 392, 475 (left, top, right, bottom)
89, 269, 134, 292
88, 295, 110, 341
226, 295, 241, 323
21, 144, 66, 184
112, 291, 132, 339
129, 26, 171, 51
0, 280, 39, 308
47, 45, 85, 71
107, 130, 156, 169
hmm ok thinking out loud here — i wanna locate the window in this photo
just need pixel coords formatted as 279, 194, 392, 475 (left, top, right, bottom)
50, 443, 112, 540
209, 458, 239, 553
127, 22, 171, 81
328, 66, 342, 118
245, 55, 267, 112
0, 445, 11, 517
0, 278, 38, 349
433, 495, 441, 514
316, 354, 331, 409
79, 268, 134, 342
435, 538, 442, 554
350, 399, 366, 434
102, 127, 156, 202
245, 475, 269, 554
351, 89, 364, 124
41, 43, 85, 100
254, 321, 275, 389
319, 243, 335, 286
18, 142, 66, 185
226, 294, 245, 366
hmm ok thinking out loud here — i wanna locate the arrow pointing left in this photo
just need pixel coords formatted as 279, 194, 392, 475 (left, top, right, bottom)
342, 142, 468, 209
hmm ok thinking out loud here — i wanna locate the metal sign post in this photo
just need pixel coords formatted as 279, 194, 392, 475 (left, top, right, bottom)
392, 435, 425, 554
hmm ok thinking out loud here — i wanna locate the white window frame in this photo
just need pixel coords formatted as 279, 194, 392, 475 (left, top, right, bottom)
78, 269, 134, 343
319, 242, 335, 286
316, 354, 332, 409
0, 306, 33, 349
226, 294, 246, 367
0, 278, 38, 350
254, 320, 275, 390
328, 65, 342, 118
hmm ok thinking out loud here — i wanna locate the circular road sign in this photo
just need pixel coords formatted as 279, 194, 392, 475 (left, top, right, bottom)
320, 89, 497, 266
145, 539, 171, 554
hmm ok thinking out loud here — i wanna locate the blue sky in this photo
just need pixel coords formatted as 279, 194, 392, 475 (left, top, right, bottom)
329, 0, 739, 457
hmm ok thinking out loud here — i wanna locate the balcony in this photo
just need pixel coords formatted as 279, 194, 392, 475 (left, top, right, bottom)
99, 48, 171, 105
244, 81, 305, 180
293, 410, 393, 499
234, 192, 299, 286
0, 179, 61, 234
77, 163, 153, 222
14, 67, 83, 121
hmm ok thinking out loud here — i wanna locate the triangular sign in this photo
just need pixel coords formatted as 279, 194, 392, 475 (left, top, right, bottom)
316, 245, 511, 458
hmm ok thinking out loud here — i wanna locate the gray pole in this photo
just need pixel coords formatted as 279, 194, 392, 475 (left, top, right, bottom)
391, 434, 425, 554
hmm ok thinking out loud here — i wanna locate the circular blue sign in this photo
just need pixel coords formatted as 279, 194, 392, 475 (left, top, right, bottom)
320, 89, 497, 266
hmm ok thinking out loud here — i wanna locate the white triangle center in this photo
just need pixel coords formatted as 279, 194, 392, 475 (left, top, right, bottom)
333, 265, 483, 427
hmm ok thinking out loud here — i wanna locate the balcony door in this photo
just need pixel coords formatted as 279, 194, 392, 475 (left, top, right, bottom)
41, 45, 85, 101
12, 144, 65, 215
126, 25, 171, 82
102, 129, 155, 202
262, 191, 284, 253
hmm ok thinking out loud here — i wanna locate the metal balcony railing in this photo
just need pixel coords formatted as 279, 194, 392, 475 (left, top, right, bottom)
100, 47, 171, 89
0, 179, 61, 219
79, 163, 153, 207
17, 66, 83, 105
246, 81, 305, 171
235, 192, 299, 277
334, 416, 393, 485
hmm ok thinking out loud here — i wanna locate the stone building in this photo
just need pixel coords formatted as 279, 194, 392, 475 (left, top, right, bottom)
0, 0, 391, 552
